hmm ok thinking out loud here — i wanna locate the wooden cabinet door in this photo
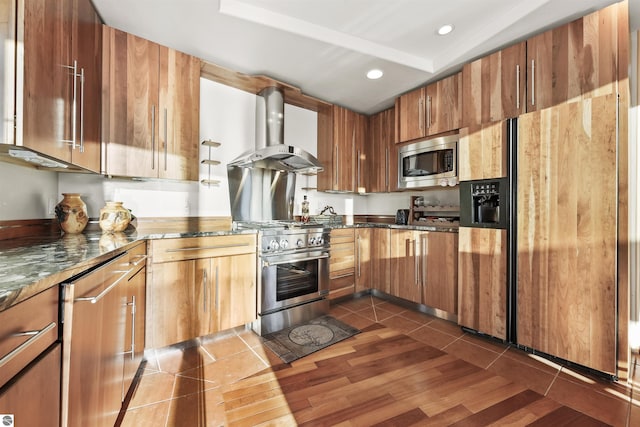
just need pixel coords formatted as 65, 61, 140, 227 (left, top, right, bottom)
316, 104, 334, 191
421, 232, 458, 314
370, 228, 390, 294
123, 258, 146, 398
158, 46, 200, 180
336, 106, 356, 192
368, 107, 396, 193
0, 344, 61, 427
69, 0, 101, 172
214, 253, 257, 331
355, 228, 371, 292
517, 95, 617, 374
526, 4, 618, 112
22, 0, 72, 162
146, 259, 204, 348
462, 42, 526, 127
354, 112, 368, 193
329, 228, 355, 299
458, 122, 508, 181
390, 230, 420, 303
425, 72, 462, 136
396, 87, 425, 143
457, 227, 508, 340
102, 27, 159, 178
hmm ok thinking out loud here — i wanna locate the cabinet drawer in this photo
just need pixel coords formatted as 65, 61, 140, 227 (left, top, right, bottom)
150, 234, 256, 263
0, 286, 59, 388
330, 242, 355, 275
127, 241, 148, 276
329, 274, 355, 300
331, 228, 355, 244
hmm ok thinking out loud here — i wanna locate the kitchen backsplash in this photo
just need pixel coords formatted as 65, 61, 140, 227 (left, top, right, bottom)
1, 78, 458, 221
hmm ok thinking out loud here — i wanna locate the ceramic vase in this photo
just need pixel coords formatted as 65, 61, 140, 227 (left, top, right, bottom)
99, 201, 132, 233
55, 193, 88, 234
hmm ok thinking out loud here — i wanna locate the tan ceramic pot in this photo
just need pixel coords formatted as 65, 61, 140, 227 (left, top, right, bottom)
55, 193, 88, 234
99, 201, 132, 232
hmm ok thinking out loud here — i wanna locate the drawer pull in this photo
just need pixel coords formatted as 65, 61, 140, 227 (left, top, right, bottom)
75, 269, 132, 304
165, 243, 251, 253
130, 255, 148, 267
0, 322, 56, 368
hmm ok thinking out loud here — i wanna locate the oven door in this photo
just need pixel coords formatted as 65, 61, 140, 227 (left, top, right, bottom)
260, 250, 329, 315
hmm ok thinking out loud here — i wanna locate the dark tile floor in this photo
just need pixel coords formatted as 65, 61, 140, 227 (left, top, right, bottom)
119, 295, 640, 426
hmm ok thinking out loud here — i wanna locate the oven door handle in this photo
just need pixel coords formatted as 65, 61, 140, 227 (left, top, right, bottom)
262, 253, 329, 268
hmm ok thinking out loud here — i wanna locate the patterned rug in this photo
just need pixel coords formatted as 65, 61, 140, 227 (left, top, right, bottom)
262, 315, 360, 363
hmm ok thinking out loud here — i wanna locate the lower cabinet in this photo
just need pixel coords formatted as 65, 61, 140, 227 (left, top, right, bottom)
0, 285, 60, 427
329, 228, 355, 300
389, 229, 458, 314
355, 228, 371, 292
62, 252, 132, 427
146, 235, 257, 349
370, 228, 391, 293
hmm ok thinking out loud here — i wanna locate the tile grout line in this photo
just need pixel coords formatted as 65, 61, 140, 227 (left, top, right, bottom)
544, 367, 562, 397
485, 344, 512, 370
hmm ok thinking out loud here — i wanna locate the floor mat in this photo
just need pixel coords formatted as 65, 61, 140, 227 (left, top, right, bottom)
262, 315, 360, 363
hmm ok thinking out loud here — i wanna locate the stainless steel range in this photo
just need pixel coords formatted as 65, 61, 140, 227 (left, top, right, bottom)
238, 222, 330, 335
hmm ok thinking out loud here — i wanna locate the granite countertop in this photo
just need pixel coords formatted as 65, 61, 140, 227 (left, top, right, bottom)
331, 222, 459, 233
0, 228, 256, 312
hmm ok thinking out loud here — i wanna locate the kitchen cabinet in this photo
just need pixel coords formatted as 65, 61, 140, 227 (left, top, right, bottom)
462, 42, 526, 127
389, 230, 458, 313
517, 94, 617, 374
101, 26, 200, 180
526, 3, 619, 112
458, 122, 508, 181
122, 242, 147, 399
0, 285, 60, 427
368, 107, 397, 192
146, 235, 257, 348
457, 227, 508, 340
329, 228, 355, 299
396, 72, 462, 143
317, 105, 367, 192
355, 228, 371, 293
62, 252, 131, 427
370, 228, 391, 294
9, 0, 101, 171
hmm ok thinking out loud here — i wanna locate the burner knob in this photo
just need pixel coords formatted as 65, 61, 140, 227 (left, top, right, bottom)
279, 239, 289, 249
268, 239, 279, 251
296, 239, 304, 248
309, 237, 316, 245
316, 237, 323, 245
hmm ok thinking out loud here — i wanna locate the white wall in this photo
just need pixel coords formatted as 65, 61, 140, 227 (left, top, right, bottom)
0, 162, 58, 220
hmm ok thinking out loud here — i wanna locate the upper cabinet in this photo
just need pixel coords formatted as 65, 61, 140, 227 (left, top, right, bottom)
462, 42, 526, 127
14, 0, 102, 171
526, 3, 619, 112
317, 104, 367, 192
396, 72, 462, 143
101, 26, 200, 180
368, 107, 396, 193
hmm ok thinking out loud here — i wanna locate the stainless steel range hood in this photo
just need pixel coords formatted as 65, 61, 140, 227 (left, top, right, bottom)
228, 86, 323, 174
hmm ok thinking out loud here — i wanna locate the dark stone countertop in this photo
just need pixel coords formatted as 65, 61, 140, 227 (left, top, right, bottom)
0, 228, 256, 312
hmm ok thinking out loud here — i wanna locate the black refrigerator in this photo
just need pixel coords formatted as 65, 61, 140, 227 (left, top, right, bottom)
459, 95, 619, 378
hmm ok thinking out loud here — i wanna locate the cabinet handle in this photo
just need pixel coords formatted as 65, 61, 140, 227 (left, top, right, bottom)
164, 108, 168, 171
335, 144, 339, 186
61, 61, 78, 149
356, 235, 361, 277
421, 235, 428, 288
385, 148, 389, 190
75, 268, 132, 304
418, 98, 424, 133
130, 254, 148, 267
79, 67, 85, 153
203, 269, 208, 312
151, 105, 156, 170
413, 239, 419, 286
531, 59, 535, 106
515, 64, 520, 110
357, 149, 361, 190
427, 96, 432, 129
123, 296, 136, 359
215, 265, 219, 311
165, 243, 251, 252
0, 322, 56, 368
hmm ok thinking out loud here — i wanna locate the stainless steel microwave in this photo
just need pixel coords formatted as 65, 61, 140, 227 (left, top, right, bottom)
397, 133, 458, 189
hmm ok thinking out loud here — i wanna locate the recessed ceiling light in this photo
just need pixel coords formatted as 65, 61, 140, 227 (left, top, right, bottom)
437, 24, 454, 36
366, 69, 384, 80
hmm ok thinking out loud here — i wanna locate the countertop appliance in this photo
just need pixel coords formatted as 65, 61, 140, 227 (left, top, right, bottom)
459, 100, 619, 379
236, 221, 330, 335
398, 133, 457, 189
395, 209, 409, 225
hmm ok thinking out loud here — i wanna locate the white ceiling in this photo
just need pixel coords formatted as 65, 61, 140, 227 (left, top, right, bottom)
92, 0, 638, 115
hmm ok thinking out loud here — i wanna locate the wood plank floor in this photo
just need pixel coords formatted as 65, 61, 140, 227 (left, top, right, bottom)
119, 295, 639, 426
